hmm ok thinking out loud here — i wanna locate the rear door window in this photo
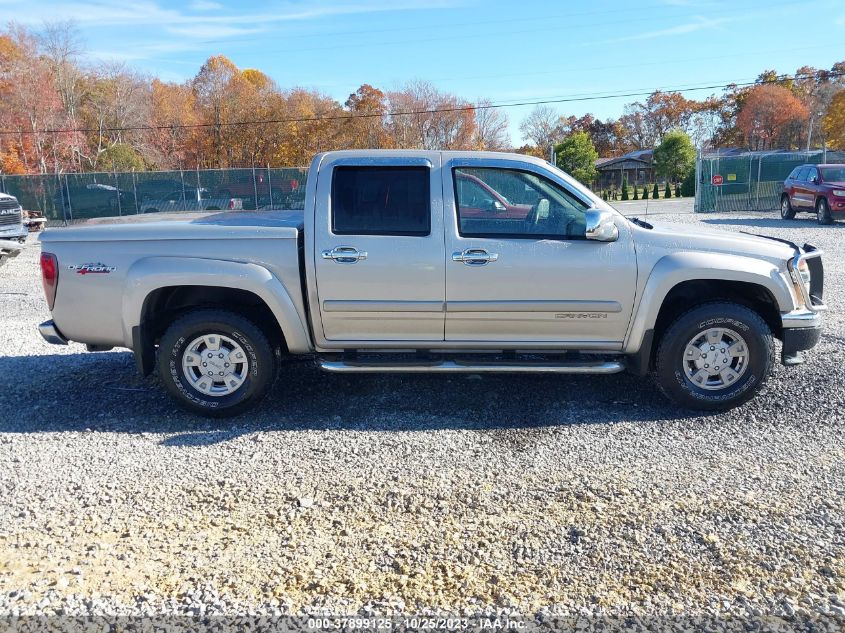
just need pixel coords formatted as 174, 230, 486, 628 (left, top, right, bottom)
332, 166, 430, 236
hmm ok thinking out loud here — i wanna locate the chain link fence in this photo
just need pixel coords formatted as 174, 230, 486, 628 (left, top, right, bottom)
695, 149, 845, 213
0, 167, 309, 223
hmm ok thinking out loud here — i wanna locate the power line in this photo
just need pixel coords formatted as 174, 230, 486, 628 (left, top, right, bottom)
2, 70, 840, 138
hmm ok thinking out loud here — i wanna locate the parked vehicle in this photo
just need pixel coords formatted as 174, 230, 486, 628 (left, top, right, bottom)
139, 188, 244, 213
0, 239, 22, 267
134, 179, 186, 203
454, 172, 532, 220
38, 150, 825, 417
215, 172, 303, 209
54, 182, 129, 219
0, 192, 27, 243
781, 163, 845, 224
25, 210, 47, 233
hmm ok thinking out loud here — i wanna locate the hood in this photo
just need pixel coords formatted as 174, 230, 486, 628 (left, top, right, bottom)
635, 220, 797, 263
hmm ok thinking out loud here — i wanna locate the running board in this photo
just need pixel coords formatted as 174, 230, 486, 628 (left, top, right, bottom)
318, 358, 625, 374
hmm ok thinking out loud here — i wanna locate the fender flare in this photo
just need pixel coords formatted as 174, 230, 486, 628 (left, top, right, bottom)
122, 256, 312, 356
623, 251, 794, 355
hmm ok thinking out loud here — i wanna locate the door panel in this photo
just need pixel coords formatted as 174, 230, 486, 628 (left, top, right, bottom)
443, 160, 637, 347
313, 156, 445, 343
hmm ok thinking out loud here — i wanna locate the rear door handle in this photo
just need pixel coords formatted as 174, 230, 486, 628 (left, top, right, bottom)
452, 248, 498, 266
322, 246, 368, 263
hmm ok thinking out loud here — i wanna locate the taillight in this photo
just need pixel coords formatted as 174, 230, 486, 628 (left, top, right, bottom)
40, 252, 58, 310
228, 199, 236, 210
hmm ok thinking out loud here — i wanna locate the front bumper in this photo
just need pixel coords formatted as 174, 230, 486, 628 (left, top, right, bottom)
0, 225, 27, 241
39, 320, 69, 346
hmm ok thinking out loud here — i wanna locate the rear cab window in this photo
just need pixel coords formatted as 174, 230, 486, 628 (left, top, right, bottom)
331, 166, 430, 236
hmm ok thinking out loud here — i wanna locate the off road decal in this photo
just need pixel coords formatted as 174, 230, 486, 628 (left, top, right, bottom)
67, 262, 116, 275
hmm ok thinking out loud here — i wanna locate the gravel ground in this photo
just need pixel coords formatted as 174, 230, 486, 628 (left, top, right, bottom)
0, 211, 843, 627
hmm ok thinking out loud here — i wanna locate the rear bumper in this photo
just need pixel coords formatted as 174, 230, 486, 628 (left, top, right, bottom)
39, 320, 69, 346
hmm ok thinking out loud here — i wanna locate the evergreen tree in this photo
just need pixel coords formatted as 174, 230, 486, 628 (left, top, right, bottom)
652, 182, 660, 199
664, 182, 672, 198
674, 182, 682, 197
633, 184, 639, 200
621, 177, 629, 200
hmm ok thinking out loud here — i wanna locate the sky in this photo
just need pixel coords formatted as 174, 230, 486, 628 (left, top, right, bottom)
4, 0, 845, 144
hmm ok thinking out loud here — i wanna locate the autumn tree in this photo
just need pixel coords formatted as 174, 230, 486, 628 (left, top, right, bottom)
473, 99, 509, 151
822, 91, 845, 150
386, 81, 476, 150
519, 105, 561, 158
344, 84, 391, 149
79, 62, 151, 170
146, 79, 198, 169
554, 131, 598, 185
736, 84, 809, 150
560, 113, 630, 156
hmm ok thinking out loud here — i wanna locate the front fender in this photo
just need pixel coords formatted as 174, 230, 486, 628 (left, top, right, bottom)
623, 251, 795, 354
122, 256, 312, 353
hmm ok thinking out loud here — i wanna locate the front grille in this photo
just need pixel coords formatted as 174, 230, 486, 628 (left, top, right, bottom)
0, 210, 21, 226
0, 198, 20, 210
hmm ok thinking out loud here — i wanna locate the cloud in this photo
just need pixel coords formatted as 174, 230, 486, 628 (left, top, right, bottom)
603, 15, 730, 44
10, 0, 465, 64
166, 24, 263, 39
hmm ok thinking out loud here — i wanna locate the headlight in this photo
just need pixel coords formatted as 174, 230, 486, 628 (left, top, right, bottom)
797, 258, 811, 296
832, 190, 845, 197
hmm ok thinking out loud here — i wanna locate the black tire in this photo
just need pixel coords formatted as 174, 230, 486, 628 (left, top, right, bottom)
816, 198, 833, 225
780, 194, 795, 219
653, 302, 774, 411
157, 309, 276, 417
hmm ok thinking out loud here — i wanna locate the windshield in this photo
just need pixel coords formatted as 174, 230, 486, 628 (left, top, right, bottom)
821, 167, 845, 182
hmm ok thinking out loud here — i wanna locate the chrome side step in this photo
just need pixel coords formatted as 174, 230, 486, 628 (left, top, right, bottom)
318, 358, 625, 374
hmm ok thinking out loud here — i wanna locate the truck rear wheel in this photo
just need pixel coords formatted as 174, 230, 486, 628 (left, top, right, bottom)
653, 302, 774, 411
157, 309, 276, 417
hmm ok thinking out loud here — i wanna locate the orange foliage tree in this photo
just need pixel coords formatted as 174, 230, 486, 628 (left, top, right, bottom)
736, 84, 809, 150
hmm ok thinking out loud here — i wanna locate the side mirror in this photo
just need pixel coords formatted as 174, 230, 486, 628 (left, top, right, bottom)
491, 200, 506, 212
812, 176, 820, 185
585, 209, 619, 242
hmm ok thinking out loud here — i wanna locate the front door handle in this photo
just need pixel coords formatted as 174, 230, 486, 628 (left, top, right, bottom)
322, 246, 368, 263
452, 248, 498, 266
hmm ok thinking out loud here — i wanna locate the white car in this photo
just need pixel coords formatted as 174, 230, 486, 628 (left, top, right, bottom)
139, 188, 243, 213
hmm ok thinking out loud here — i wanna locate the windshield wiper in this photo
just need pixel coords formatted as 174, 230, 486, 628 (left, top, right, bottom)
628, 217, 653, 229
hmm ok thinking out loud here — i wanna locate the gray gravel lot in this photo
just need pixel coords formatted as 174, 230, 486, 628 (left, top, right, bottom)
0, 208, 843, 624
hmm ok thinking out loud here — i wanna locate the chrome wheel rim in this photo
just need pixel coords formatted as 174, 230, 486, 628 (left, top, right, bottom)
181, 334, 249, 397
781, 198, 789, 217
682, 327, 749, 391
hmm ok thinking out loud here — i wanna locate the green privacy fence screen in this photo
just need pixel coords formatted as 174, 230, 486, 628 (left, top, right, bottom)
0, 167, 309, 222
695, 149, 845, 213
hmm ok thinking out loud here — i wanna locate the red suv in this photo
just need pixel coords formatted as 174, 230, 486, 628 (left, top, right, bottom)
781, 163, 845, 225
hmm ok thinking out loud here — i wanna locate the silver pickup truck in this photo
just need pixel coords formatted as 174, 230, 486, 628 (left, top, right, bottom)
38, 150, 826, 416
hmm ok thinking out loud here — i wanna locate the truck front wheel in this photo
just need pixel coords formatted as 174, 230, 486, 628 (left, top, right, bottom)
653, 302, 774, 411
157, 309, 276, 417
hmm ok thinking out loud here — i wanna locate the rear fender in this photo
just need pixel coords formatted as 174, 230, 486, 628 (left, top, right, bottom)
122, 256, 312, 353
